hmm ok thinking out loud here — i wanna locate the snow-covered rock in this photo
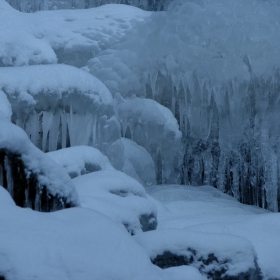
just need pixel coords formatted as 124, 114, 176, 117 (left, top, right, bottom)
47, 145, 113, 178
0, 119, 78, 211
134, 229, 262, 280
72, 170, 157, 234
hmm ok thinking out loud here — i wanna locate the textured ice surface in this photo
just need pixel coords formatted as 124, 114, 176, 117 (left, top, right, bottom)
117, 97, 182, 184
87, 0, 280, 211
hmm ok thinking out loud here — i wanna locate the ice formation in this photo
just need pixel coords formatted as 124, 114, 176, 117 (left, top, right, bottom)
0, 65, 116, 152
87, 0, 280, 211
117, 97, 182, 184
107, 138, 156, 186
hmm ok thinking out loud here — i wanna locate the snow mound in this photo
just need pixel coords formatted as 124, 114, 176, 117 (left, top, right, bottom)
0, 4, 150, 67
0, 119, 79, 210
0, 65, 116, 152
117, 97, 182, 184
47, 145, 113, 178
72, 170, 157, 234
0, 187, 171, 280
134, 229, 261, 279
107, 138, 156, 186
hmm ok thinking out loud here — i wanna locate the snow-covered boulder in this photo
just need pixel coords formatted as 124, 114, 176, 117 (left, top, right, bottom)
47, 145, 113, 178
107, 138, 156, 186
72, 170, 157, 234
0, 119, 79, 211
0, 65, 118, 152
134, 229, 262, 280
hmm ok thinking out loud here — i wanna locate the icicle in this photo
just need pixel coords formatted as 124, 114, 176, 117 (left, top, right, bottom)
60, 111, 67, 149
92, 115, 97, 146
42, 111, 54, 152
48, 111, 60, 152
149, 70, 158, 99
24, 112, 41, 147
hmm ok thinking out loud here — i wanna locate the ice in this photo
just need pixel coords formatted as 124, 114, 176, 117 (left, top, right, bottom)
87, 0, 280, 211
107, 138, 156, 186
117, 97, 182, 184
0, 65, 114, 152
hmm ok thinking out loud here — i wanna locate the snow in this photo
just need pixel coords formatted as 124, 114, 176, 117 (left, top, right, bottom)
134, 229, 258, 278
0, 64, 112, 107
47, 145, 113, 178
0, 119, 78, 205
0, 187, 167, 280
0, 3, 151, 67
72, 169, 157, 234
146, 184, 280, 279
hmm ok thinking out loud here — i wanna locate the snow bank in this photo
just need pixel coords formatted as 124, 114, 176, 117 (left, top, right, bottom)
134, 229, 261, 279
0, 3, 150, 67
0, 187, 170, 280
72, 170, 157, 234
107, 138, 156, 186
0, 119, 78, 209
47, 145, 113, 178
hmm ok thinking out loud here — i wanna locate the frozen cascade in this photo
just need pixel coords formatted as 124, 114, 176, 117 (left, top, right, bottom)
87, 0, 280, 211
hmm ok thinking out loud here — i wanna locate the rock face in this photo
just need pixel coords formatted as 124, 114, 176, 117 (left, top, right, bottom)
152, 250, 263, 280
0, 150, 75, 212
